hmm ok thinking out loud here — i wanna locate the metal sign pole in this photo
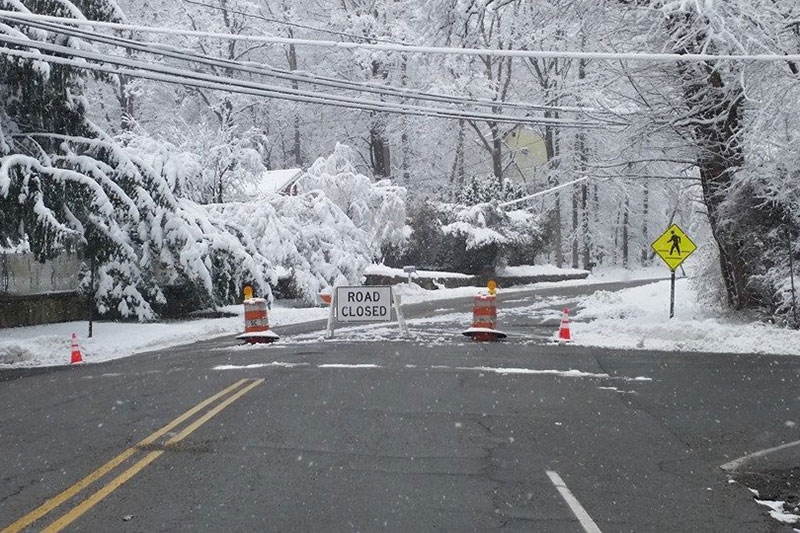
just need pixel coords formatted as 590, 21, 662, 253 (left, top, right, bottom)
393, 292, 410, 337
325, 289, 336, 339
670, 269, 676, 319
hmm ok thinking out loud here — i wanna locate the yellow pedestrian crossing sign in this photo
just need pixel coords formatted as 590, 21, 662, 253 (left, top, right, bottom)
651, 224, 696, 271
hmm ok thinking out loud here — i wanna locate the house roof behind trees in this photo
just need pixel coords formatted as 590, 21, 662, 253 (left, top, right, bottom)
245, 168, 303, 198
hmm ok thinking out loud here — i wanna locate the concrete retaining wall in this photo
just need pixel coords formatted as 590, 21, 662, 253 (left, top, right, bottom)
0, 253, 84, 328
0, 292, 87, 328
1, 253, 82, 295
363, 270, 590, 289
363, 274, 476, 290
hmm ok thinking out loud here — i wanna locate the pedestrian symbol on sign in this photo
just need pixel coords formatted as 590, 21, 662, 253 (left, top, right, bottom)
669, 230, 681, 256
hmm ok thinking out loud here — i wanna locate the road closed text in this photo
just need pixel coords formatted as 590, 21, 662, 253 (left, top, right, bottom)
336, 286, 392, 322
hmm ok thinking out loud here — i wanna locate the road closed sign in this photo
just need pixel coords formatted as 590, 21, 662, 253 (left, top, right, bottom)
336, 286, 393, 322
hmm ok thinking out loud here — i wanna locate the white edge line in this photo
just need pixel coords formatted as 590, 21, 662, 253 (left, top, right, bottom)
546, 470, 602, 533
720, 439, 800, 472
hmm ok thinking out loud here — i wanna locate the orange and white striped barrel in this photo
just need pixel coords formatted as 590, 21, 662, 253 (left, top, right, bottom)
236, 294, 279, 343
472, 294, 498, 329
462, 293, 506, 341
243, 298, 269, 333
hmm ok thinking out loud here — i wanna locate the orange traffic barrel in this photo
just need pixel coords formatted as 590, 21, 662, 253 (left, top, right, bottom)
462, 293, 507, 341
236, 298, 279, 344
472, 294, 497, 329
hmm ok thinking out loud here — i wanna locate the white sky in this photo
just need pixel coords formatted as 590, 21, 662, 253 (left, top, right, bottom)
3, 265, 800, 369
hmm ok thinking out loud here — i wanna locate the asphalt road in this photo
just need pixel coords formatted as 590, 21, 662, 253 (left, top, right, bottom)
1, 280, 798, 532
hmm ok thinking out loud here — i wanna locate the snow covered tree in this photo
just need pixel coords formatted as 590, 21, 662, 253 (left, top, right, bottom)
0, 0, 272, 319
614, 1, 800, 319
204, 144, 408, 301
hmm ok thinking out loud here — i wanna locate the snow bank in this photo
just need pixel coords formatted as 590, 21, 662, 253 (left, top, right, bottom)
574, 278, 800, 355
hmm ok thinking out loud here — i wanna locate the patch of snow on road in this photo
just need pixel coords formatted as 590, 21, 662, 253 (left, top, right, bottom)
214, 362, 309, 370
318, 364, 381, 369
755, 499, 800, 524
457, 366, 609, 379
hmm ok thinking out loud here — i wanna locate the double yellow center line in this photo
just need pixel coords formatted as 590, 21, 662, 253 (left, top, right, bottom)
3, 378, 263, 533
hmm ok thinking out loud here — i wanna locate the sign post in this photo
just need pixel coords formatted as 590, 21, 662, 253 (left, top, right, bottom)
651, 224, 697, 318
403, 265, 416, 285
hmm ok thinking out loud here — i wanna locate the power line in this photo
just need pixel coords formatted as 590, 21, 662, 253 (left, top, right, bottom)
498, 176, 590, 208
8, 16, 600, 116
595, 174, 699, 181
181, 0, 411, 46
3, 10, 800, 63
0, 40, 609, 128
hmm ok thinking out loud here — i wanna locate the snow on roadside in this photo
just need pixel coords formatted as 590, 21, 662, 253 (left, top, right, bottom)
496, 265, 588, 277
0, 305, 328, 368
364, 264, 472, 279
573, 278, 800, 356
4, 265, 800, 368
1, 265, 649, 369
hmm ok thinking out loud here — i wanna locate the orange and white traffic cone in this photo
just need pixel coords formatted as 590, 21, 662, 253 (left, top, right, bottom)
554, 308, 573, 344
70, 333, 83, 364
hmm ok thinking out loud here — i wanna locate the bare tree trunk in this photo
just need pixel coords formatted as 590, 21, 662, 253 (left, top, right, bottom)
544, 121, 563, 268
262, 104, 272, 170
490, 121, 503, 186
576, 125, 591, 269
554, 192, 563, 268
401, 130, 409, 181
593, 182, 603, 265
622, 194, 630, 267
582, 181, 590, 269
369, 59, 391, 178
400, 55, 410, 182
216, 171, 224, 204
641, 181, 649, 265
286, 38, 302, 167
572, 182, 580, 268
117, 75, 135, 131
450, 119, 466, 186
577, 55, 590, 270
370, 119, 391, 178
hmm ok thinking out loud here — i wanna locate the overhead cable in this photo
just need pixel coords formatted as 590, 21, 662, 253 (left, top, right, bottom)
181, 0, 411, 46
2, 10, 800, 63
0, 40, 612, 128
498, 176, 590, 208
7, 16, 600, 116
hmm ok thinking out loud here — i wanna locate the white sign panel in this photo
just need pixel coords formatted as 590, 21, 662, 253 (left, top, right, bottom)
336, 286, 392, 322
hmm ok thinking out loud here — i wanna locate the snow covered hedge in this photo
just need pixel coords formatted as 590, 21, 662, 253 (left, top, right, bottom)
394, 197, 545, 275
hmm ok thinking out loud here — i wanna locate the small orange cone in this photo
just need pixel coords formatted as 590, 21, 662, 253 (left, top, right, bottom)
555, 308, 573, 344
70, 333, 83, 364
